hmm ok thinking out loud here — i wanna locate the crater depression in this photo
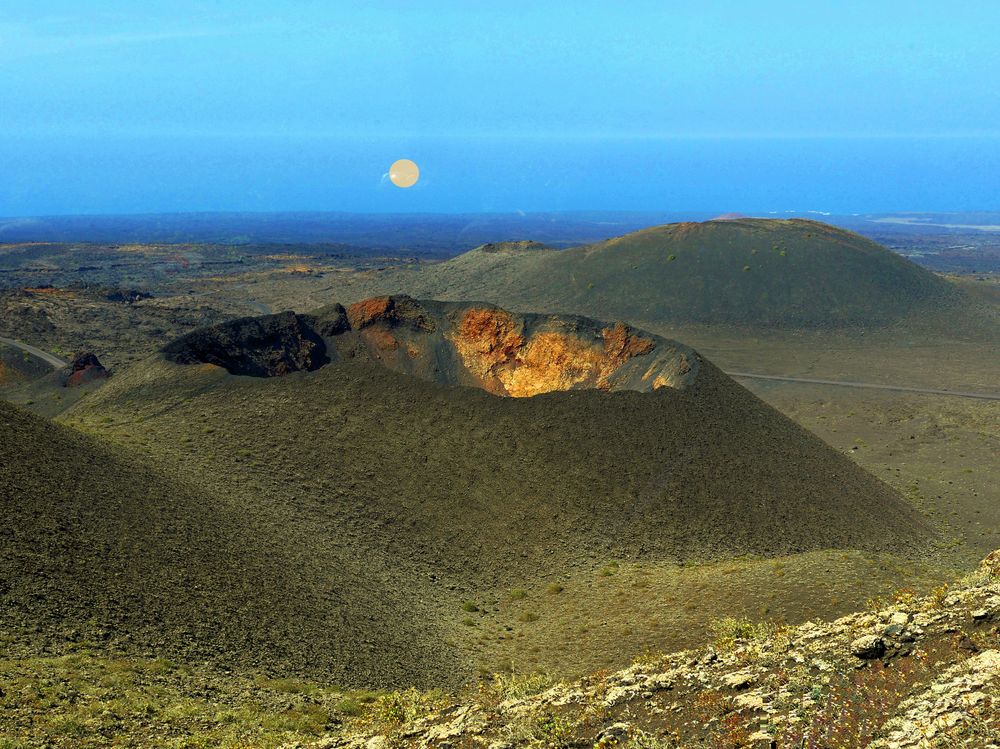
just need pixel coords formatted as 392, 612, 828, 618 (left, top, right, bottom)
162, 295, 700, 396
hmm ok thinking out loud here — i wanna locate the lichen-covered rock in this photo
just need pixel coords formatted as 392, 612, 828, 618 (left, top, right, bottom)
850, 634, 887, 660
869, 650, 1000, 748
294, 553, 1000, 749
980, 550, 1000, 578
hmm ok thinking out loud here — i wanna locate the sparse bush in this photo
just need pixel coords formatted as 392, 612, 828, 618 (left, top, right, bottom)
624, 731, 678, 748
518, 611, 539, 623
336, 697, 364, 716
709, 616, 773, 651
502, 710, 576, 749
929, 582, 950, 608
510, 588, 528, 600
891, 587, 918, 606
600, 561, 620, 577
480, 671, 552, 705
368, 687, 442, 730
775, 651, 935, 749
461, 600, 479, 613
631, 648, 664, 668
535, 713, 576, 748
546, 583, 564, 595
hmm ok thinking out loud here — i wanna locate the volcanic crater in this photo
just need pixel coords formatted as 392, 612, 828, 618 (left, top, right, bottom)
162, 295, 700, 397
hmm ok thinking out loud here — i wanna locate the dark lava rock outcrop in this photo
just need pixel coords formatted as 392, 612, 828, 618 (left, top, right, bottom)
161, 296, 700, 395
104, 288, 153, 304
162, 311, 329, 377
61, 352, 110, 387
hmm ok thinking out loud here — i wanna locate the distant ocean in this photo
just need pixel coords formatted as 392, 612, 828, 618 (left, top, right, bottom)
1, 134, 997, 216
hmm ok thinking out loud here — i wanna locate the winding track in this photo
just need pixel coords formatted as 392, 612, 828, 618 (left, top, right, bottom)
0, 336, 67, 369
2, 334, 997, 401
725, 371, 1000, 402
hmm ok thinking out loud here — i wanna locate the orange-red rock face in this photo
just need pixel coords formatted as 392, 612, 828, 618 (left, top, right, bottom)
598, 323, 655, 388
164, 296, 699, 394
448, 307, 526, 394
347, 296, 394, 329
447, 308, 661, 397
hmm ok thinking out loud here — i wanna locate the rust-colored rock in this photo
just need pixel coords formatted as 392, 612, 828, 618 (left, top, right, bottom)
347, 296, 434, 332
446, 306, 687, 397
503, 332, 606, 397
347, 296, 394, 329
598, 323, 656, 388
365, 328, 401, 354
448, 307, 526, 394
62, 352, 110, 388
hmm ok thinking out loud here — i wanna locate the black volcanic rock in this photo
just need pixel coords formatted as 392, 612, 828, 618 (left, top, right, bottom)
104, 288, 153, 304
162, 311, 329, 377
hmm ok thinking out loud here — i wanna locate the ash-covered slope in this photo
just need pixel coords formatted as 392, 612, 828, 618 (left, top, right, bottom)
20, 297, 937, 685
0, 399, 459, 686
84, 297, 931, 571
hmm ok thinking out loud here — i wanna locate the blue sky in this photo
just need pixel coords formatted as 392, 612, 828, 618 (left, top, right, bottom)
2, 1, 999, 215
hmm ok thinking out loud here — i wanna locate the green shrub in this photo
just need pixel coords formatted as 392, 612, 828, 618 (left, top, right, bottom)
336, 697, 364, 716
709, 616, 772, 650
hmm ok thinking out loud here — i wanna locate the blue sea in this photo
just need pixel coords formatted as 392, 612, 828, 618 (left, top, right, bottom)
1, 134, 998, 216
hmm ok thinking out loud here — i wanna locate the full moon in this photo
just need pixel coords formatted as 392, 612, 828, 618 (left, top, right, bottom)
389, 159, 420, 188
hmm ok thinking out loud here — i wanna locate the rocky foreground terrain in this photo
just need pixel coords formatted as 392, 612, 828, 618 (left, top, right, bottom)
298, 553, 1000, 749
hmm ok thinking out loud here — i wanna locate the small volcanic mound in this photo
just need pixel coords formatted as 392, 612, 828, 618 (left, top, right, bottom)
61, 352, 110, 387
473, 240, 549, 253
162, 296, 700, 396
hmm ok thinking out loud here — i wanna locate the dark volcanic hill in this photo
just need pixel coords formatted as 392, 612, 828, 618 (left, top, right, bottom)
6, 297, 937, 685
77, 296, 931, 568
335, 219, 974, 329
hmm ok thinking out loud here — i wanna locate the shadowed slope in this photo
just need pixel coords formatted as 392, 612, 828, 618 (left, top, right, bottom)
0, 400, 459, 686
